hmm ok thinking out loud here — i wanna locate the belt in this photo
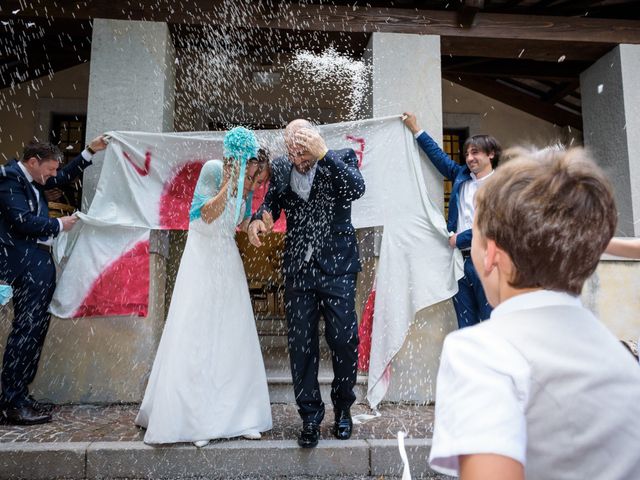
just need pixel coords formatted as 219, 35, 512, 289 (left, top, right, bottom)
37, 244, 52, 254
460, 249, 471, 258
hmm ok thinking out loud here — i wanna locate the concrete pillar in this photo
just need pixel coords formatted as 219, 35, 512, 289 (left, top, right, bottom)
366, 33, 457, 404
581, 44, 640, 237
10, 20, 175, 403
367, 32, 445, 208
83, 19, 176, 209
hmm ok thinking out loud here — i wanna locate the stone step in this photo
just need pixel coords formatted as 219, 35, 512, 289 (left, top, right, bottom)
263, 347, 368, 404
257, 317, 330, 350
255, 316, 289, 336
260, 335, 333, 350
257, 321, 364, 403
267, 370, 369, 404
260, 334, 289, 349
0, 439, 446, 479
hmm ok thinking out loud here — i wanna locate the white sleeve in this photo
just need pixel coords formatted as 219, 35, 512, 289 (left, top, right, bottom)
428, 327, 531, 477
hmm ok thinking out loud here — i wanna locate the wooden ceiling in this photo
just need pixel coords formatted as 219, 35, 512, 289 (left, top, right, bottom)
1, 0, 639, 129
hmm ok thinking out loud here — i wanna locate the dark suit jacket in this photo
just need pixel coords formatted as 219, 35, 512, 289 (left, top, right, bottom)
415, 131, 473, 250
253, 148, 365, 277
0, 154, 92, 281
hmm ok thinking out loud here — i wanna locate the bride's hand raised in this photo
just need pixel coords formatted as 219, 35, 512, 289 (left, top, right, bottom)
222, 160, 239, 187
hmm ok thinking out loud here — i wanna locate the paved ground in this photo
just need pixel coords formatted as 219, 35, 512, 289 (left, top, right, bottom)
4, 476, 448, 480
0, 403, 448, 479
0, 402, 434, 444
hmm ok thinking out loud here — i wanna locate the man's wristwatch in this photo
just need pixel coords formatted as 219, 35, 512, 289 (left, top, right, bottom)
86, 145, 96, 155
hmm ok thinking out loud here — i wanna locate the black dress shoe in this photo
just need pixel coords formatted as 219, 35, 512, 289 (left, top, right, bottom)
333, 409, 353, 440
297, 422, 320, 448
4, 405, 51, 425
25, 395, 54, 414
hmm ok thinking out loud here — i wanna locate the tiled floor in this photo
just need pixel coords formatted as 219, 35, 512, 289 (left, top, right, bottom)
0, 403, 434, 444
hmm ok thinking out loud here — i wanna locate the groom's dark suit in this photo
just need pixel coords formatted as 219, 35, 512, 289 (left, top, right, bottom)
0, 154, 92, 409
254, 148, 365, 423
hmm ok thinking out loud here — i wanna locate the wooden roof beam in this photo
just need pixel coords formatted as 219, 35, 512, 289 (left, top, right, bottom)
532, 0, 636, 14
444, 73, 583, 129
1, 1, 639, 45
441, 36, 614, 62
532, 0, 564, 8
496, 78, 581, 113
458, 0, 484, 29
441, 57, 491, 70
442, 58, 588, 81
494, 77, 547, 97
541, 80, 580, 104
501, 0, 526, 7
503, 80, 580, 115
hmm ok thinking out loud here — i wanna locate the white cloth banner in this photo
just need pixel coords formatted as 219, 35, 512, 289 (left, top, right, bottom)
350, 117, 464, 407
50, 217, 150, 318
50, 115, 463, 407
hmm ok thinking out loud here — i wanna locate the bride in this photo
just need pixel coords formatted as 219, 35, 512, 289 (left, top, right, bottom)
136, 127, 272, 446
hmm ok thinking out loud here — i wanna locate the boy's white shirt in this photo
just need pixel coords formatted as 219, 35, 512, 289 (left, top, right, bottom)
428, 290, 582, 476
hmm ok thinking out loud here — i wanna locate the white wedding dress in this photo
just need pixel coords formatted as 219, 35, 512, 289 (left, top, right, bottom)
135, 162, 272, 444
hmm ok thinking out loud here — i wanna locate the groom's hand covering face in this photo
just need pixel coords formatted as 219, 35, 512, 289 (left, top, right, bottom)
286, 132, 319, 174
295, 128, 328, 161
287, 143, 316, 174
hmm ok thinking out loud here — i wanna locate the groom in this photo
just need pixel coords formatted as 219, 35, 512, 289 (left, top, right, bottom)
248, 119, 365, 448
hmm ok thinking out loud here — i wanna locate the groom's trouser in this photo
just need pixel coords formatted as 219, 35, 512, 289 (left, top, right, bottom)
284, 262, 359, 425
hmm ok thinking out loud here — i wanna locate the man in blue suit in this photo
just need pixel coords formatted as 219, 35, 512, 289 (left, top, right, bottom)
248, 119, 365, 448
403, 112, 501, 329
0, 136, 107, 424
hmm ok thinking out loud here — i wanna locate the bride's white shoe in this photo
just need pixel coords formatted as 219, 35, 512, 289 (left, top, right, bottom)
193, 440, 210, 448
242, 431, 262, 440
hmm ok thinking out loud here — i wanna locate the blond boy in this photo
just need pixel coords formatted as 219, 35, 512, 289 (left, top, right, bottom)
429, 147, 640, 480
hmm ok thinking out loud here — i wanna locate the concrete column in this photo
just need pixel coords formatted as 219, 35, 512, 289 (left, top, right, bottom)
581, 44, 640, 237
83, 19, 176, 209
10, 20, 175, 403
367, 32, 445, 208
366, 33, 457, 404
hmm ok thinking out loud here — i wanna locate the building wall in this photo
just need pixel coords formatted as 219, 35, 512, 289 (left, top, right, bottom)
0, 63, 575, 162
0, 64, 90, 162
5, 52, 635, 406
0, 254, 167, 403
583, 259, 640, 341
0, 258, 635, 402
441, 80, 580, 149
